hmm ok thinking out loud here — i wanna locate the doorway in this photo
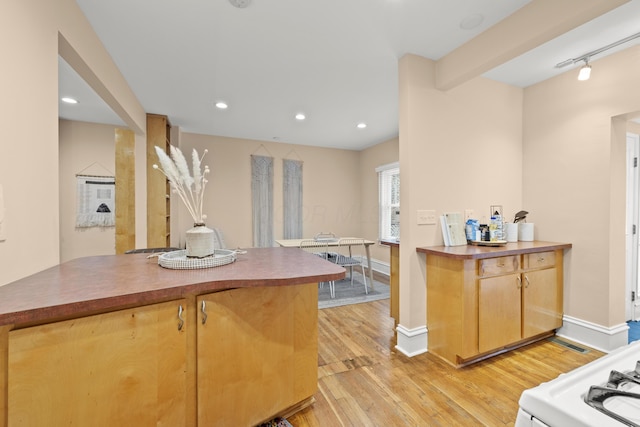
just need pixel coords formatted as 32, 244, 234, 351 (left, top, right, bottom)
626, 131, 640, 323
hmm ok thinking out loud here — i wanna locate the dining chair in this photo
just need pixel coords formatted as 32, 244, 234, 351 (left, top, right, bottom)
332, 238, 368, 295
299, 239, 336, 298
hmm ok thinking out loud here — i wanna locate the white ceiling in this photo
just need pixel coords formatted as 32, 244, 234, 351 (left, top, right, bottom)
59, 0, 640, 151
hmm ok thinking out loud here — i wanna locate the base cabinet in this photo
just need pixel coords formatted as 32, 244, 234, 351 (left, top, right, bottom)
426, 246, 566, 367
3, 283, 318, 426
197, 284, 317, 426
8, 300, 188, 426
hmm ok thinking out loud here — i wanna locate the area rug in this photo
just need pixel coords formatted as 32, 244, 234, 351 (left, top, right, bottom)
318, 273, 390, 309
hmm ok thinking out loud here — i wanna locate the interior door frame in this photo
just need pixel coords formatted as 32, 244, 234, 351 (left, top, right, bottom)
626, 132, 640, 321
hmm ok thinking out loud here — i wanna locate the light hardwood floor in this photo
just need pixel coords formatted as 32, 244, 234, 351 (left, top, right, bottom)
287, 291, 605, 427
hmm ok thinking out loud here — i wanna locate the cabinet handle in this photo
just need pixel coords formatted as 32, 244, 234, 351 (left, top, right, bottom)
524, 275, 530, 288
538, 256, 545, 263
201, 300, 208, 325
517, 276, 522, 289
177, 305, 185, 331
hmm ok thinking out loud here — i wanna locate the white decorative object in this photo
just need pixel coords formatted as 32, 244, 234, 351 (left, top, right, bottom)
153, 145, 215, 258
505, 222, 519, 242
157, 249, 237, 270
518, 223, 534, 241
185, 223, 215, 258
75, 175, 115, 228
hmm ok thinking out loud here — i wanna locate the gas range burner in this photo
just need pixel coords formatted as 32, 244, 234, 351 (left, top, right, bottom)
585, 361, 640, 427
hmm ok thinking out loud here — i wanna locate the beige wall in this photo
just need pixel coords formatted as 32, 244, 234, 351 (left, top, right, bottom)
523, 45, 640, 328
57, 120, 398, 265
360, 138, 399, 264
1, 1, 61, 285
0, 0, 146, 286
399, 54, 524, 330
59, 120, 116, 262
176, 133, 372, 249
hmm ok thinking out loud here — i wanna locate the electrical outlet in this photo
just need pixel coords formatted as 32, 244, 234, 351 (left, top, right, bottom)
417, 210, 436, 225
465, 209, 474, 221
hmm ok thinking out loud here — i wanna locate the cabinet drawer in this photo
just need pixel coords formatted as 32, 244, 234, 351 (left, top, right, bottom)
523, 251, 555, 270
479, 256, 519, 277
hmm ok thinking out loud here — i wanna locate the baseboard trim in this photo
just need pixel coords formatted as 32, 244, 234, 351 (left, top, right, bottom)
395, 324, 428, 357
556, 315, 629, 353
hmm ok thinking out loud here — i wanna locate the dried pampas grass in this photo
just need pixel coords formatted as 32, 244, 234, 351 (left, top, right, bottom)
153, 145, 209, 224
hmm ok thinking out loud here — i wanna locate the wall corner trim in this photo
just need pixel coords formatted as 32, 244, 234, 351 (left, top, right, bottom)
556, 315, 629, 353
395, 324, 428, 357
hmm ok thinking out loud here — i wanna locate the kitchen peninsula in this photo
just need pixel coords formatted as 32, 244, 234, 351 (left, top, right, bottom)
0, 247, 344, 426
417, 241, 571, 368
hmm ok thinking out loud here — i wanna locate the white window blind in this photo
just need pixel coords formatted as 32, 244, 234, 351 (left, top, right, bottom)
376, 162, 399, 241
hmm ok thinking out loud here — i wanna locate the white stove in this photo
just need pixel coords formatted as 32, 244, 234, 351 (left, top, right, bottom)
516, 340, 640, 427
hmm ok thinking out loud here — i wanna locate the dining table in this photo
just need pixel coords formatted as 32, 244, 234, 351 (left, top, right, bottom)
275, 237, 376, 292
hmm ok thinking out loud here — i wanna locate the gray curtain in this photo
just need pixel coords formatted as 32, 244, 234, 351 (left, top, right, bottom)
251, 155, 273, 247
283, 159, 303, 239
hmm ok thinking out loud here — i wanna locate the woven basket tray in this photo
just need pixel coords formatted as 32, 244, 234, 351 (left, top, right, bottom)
157, 249, 237, 270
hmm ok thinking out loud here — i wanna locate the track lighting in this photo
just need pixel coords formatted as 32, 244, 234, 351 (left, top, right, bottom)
578, 59, 591, 81
555, 31, 640, 82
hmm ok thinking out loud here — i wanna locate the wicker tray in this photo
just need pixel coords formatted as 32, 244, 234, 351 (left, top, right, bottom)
157, 249, 237, 270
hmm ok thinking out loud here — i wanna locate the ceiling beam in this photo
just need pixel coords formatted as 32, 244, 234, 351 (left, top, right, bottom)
435, 0, 631, 91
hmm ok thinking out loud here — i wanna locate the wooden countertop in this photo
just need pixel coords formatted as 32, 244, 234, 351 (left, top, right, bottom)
0, 247, 345, 327
379, 239, 399, 248
416, 241, 571, 259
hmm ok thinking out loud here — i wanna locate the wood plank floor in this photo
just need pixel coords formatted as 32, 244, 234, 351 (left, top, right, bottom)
287, 294, 605, 427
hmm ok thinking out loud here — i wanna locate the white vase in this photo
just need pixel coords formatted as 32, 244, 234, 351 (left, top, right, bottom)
185, 223, 215, 258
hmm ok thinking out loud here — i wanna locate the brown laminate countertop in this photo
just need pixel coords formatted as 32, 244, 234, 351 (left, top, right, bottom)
379, 239, 399, 248
416, 241, 571, 259
0, 247, 345, 327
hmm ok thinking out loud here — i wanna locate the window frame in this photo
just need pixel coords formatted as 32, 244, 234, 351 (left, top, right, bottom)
376, 162, 400, 241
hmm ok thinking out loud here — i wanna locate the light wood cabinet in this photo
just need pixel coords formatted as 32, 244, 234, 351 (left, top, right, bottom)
4, 284, 318, 426
197, 284, 317, 426
7, 300, 188, 426
420, 242, 569, 367
147, 113, 172, 248
478, 273, 522, 353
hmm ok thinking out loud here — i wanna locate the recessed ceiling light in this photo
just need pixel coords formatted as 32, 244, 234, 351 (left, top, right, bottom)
357, 123, 367, 129
229, 0, 251, 8
61, 97, 78, 104
295, 113, 306, 120
215, 101, 228, 109
460, 13, 484, 30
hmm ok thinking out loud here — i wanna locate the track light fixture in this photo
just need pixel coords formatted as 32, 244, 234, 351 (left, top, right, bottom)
555, 31, 640, 81
577, 59, 591, 81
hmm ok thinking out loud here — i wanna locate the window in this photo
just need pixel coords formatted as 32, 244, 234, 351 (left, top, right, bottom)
376, 162, 399, 241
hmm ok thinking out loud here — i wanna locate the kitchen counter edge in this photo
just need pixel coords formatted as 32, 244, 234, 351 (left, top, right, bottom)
416, 241, 572, 259
0, 247, 345, 327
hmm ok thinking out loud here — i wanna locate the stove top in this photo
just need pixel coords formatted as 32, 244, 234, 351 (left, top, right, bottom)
518, 340, 640, 427
585, 360, 640, 426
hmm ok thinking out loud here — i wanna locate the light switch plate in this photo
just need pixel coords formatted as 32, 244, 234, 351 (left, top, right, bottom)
417, 210, 436, 225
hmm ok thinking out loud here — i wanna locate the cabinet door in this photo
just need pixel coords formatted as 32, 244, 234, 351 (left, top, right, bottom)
478, 274, 521, 353
197, 283, 317, 427
523, 268, 562, 338
8, 300, 188, 427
